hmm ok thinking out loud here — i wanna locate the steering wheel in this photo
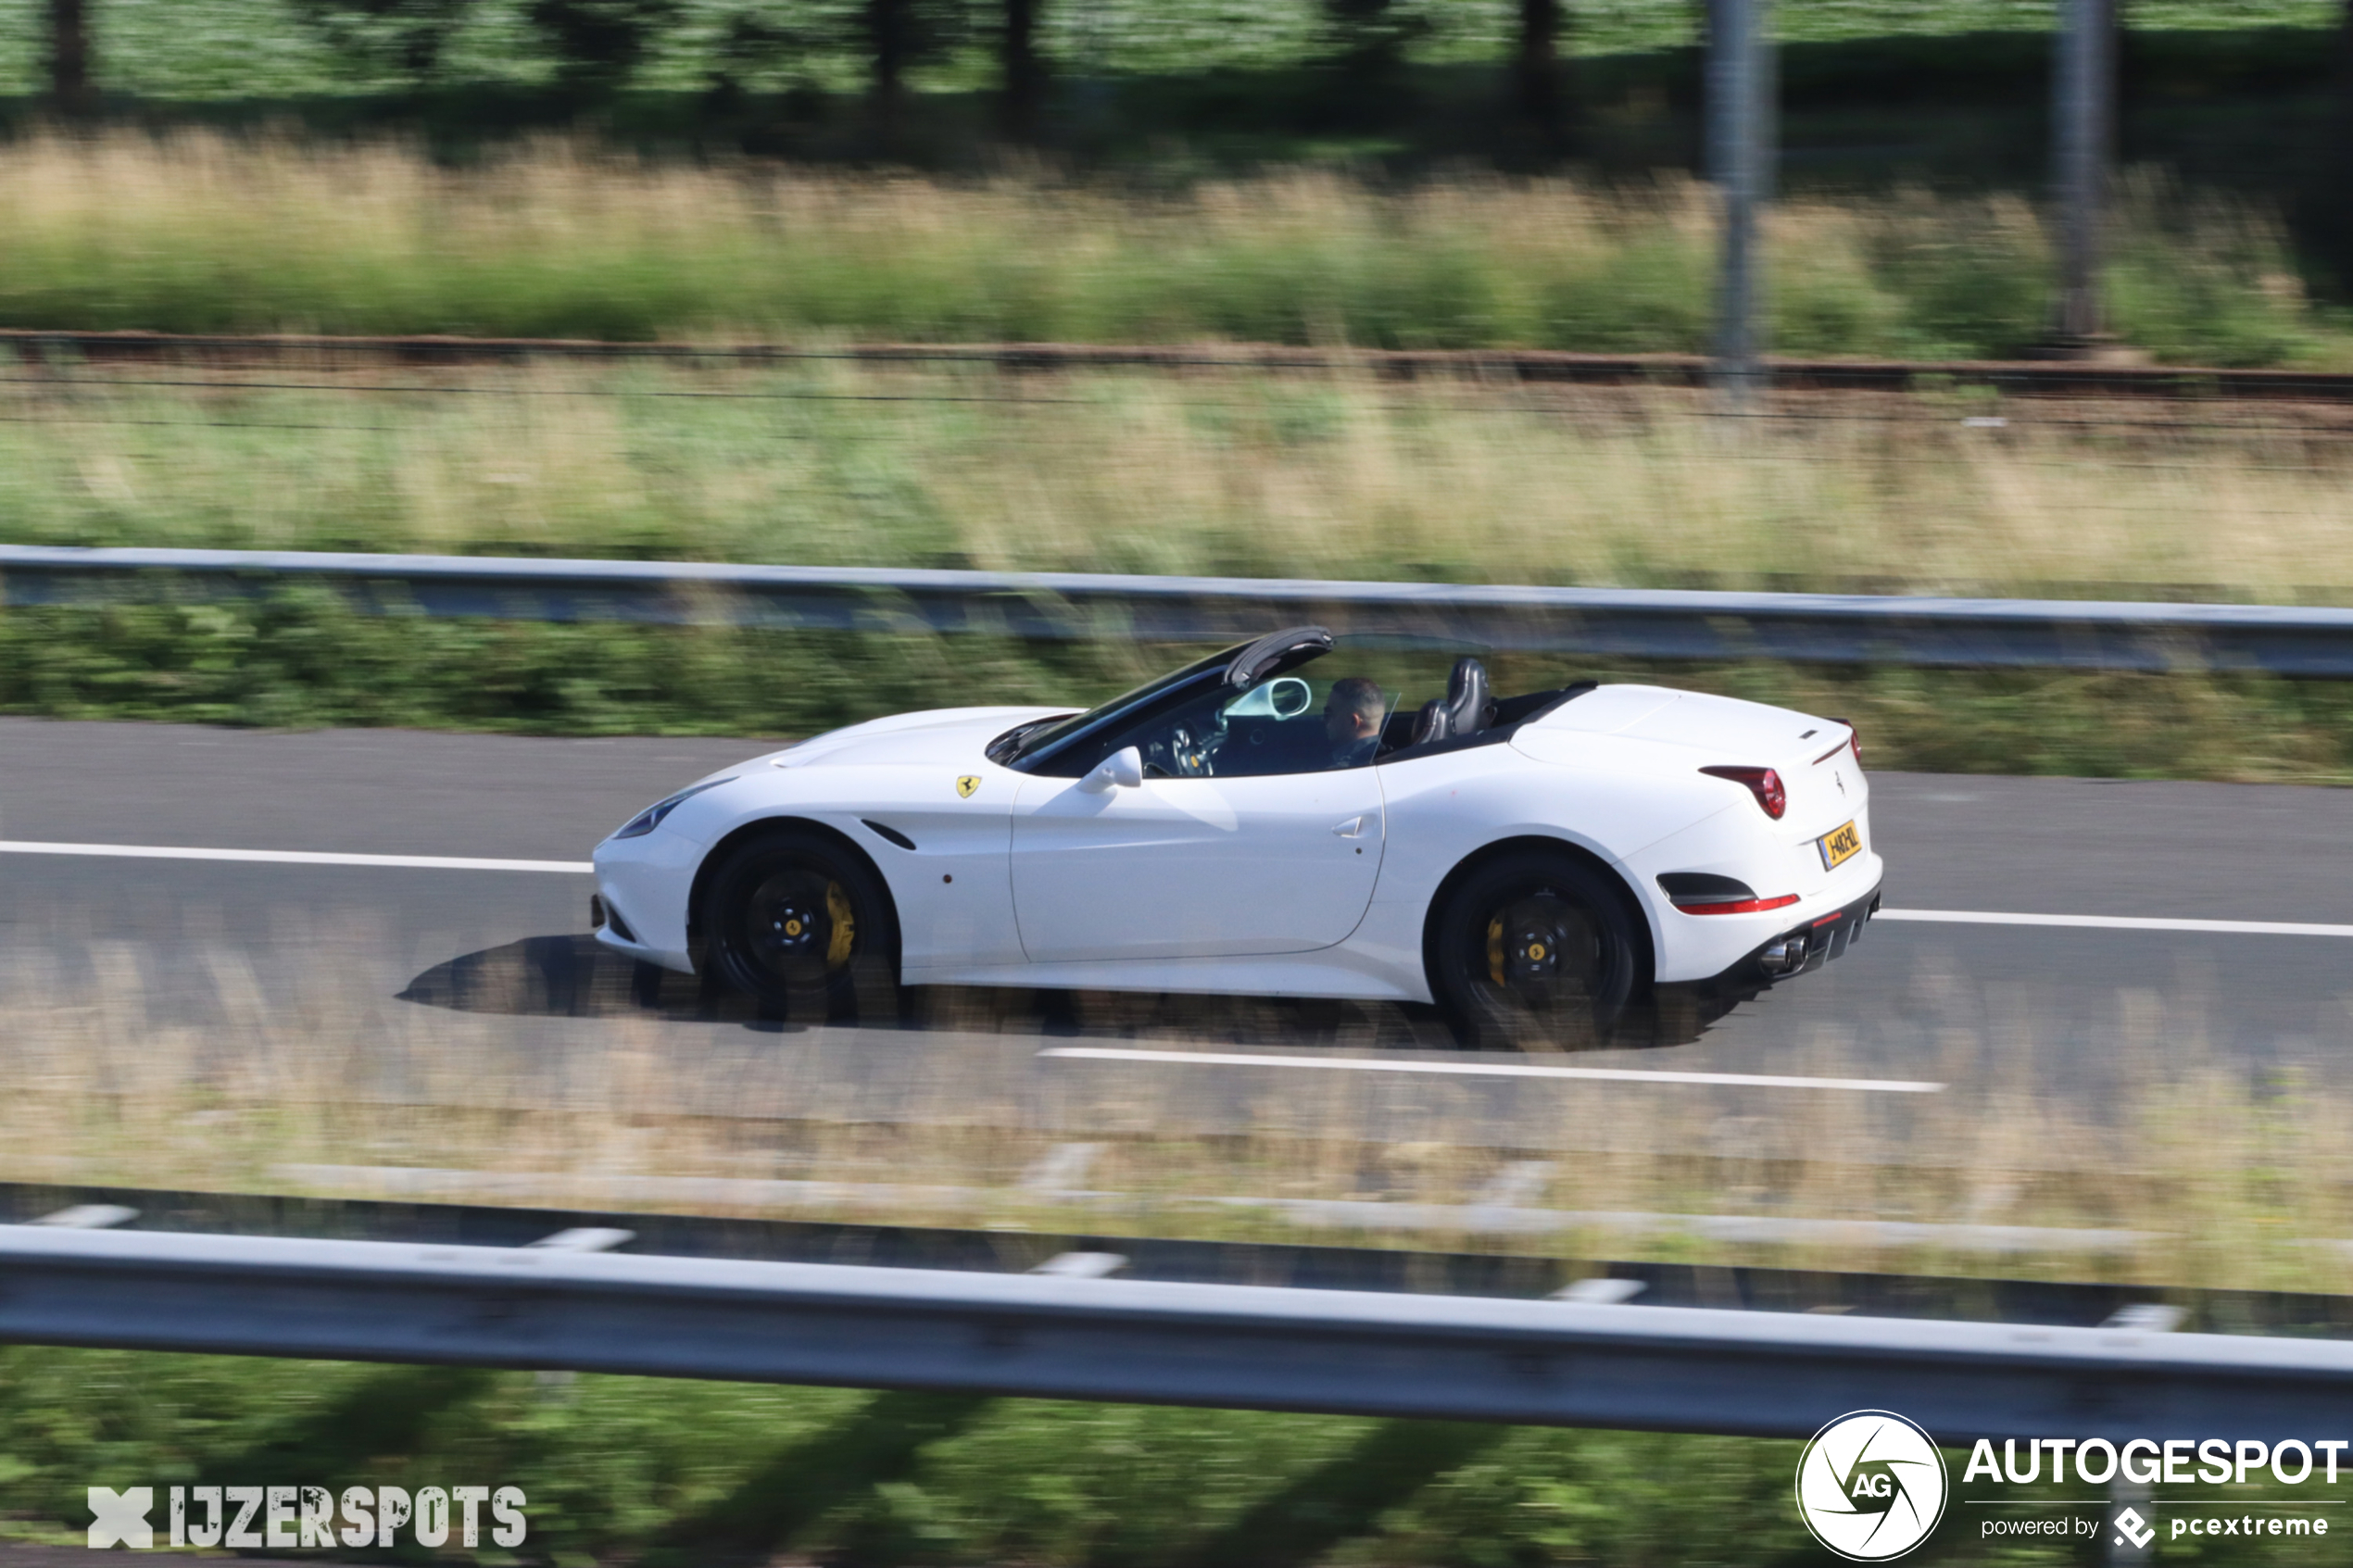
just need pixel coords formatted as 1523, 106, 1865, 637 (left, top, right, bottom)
1164, 721, 1215, 776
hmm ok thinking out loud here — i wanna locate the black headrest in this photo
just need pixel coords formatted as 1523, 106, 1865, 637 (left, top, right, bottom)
1410, 698, 1453, 748
1445, 657, 1490, 734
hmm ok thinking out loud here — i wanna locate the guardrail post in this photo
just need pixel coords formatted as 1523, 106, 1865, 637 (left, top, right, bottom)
1707, 0, 1773, 411
2051, 0, 2114, 351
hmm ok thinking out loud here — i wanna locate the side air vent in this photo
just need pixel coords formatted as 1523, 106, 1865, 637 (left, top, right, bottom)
862, 820, 918, 851
597, 897, 640, 944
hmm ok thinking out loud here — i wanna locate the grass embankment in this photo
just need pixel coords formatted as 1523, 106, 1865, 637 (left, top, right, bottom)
0, 133, 2343, 363
4, 947, 2350, 1561
17, 608, 2353, 781
8, 932, 2353, 1294
7, 362, 2353, 779
0, 1359, 1778, 1564
0, 1351, 2328, 1567
13, 364, 2353, 594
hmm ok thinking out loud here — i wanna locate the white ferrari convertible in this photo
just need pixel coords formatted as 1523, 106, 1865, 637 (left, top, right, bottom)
591, 628, 1882, 1042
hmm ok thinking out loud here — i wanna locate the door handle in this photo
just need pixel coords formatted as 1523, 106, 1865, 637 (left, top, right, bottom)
1332, 816, 1365, 838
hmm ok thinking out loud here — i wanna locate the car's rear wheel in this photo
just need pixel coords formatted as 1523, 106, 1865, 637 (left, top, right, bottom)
701, 830, 898, 1020
1431, 850, 1641, 1048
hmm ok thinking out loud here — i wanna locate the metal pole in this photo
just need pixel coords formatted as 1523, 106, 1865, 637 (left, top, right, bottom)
1709, 0, 1772, 409
2052, 0, 2113, 347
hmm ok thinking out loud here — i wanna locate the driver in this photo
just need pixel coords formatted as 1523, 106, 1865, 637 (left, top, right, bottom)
1323, 677, 1387, 769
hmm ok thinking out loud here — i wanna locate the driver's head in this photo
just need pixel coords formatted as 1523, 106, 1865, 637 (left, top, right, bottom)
1325, 677, 1387, 744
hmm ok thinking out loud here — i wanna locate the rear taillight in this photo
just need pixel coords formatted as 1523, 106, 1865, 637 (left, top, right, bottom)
1701, 764, 1787, 820
1680, 893, 1801, 915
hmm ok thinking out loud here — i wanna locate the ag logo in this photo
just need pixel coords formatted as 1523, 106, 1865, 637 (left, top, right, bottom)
1794, 1411, 1948, 1561
956, 775, 981, 798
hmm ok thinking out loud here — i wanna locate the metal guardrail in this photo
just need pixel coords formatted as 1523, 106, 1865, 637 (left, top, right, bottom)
9, 545, 2353, 674
0, 1179, 2237, 1323
2, 1222, 2346, 1441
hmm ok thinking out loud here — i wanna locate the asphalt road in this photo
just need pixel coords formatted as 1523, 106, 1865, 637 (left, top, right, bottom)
6, 716, 2353, 1148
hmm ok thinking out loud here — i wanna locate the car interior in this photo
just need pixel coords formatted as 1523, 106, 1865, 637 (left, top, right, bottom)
1132, 650, 1594, 780
1014, 630, 1596, 781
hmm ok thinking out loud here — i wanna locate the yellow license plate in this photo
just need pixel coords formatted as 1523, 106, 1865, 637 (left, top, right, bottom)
1818, 820, 1863, 871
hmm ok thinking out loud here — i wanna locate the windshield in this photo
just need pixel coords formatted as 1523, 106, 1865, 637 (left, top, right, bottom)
988, 643, 1243, 769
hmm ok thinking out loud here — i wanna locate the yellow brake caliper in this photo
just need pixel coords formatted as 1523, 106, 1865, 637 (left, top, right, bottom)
1487, 915, 1506, 986
825, 881, 857, 970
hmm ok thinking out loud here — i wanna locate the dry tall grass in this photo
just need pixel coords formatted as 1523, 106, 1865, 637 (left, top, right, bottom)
0, 131, 2335, 363
9, 928, 2353, 1293
7, 358, 2353, 604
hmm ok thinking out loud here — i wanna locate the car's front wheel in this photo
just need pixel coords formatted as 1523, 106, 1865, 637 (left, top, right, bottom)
701, 830, 898, 1019
1431, 850, 1641, 1048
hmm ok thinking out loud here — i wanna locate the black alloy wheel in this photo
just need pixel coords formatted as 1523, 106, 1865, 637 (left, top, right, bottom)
1431, 850, 1640, 1048
701, 830, 899, 1019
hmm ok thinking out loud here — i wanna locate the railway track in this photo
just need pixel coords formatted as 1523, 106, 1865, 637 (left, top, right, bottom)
6, 328, 2349, 404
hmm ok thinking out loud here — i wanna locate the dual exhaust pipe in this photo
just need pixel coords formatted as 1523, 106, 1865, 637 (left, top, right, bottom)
1759, 897, 1877, 977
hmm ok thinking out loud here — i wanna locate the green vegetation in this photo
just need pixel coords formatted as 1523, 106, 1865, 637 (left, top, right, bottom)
0, 1352, 1831, 1565
0, 136, 2344, 361
1, 1349, 2344, 1564
13, 602, 2353, 784
0, 0, 2337, 100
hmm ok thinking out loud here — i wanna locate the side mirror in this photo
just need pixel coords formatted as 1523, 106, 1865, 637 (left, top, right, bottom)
1078, 746, 1144, 794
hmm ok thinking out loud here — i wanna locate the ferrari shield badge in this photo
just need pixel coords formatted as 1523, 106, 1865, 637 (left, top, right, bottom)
956, 775, 981, 798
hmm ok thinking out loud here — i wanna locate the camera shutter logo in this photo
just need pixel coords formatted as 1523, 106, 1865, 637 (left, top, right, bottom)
1794, 1411, 1949, 1561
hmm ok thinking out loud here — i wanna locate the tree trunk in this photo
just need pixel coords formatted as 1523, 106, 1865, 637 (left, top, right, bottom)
2333, 0, 2353, 283
1516, 0, 1557, 125
49, 0, 92, 110
868, 0, 907, 110
1001, 0, 1042, 137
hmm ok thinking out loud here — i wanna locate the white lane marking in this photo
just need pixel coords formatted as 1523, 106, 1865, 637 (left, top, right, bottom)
4, 840, 2345, 940
0, 840, 592, 874
1037, 1045, 1943, 1094
1880, 908, 2353, 938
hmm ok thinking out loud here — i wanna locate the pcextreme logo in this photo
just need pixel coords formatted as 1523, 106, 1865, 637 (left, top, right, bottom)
1794, 1411, 1950, 1561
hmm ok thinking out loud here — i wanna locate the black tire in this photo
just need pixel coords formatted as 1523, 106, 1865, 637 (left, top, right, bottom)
1429, 849, 1642, 1049
700, 830, 899, 1020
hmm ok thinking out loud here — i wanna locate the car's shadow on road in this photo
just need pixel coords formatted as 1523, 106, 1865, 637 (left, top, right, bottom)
400, 935, 1718, 1050
399, 935, 736, 1022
